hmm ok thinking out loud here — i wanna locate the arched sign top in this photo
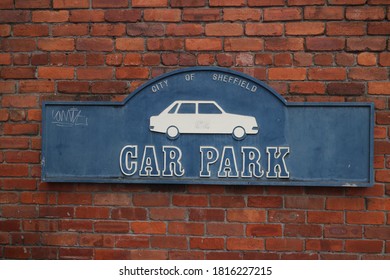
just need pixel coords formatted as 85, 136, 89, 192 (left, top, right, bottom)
122, 66, 288, 106
42, 66, 374, 187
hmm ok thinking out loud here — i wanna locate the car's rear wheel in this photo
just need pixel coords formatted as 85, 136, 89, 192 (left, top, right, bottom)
166, 126, 179, 140
232, 126, 246, 140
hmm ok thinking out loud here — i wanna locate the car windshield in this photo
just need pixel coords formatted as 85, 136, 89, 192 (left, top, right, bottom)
177, 103, 196, 114
168, 103, 179, 114
198, 103, 222, 114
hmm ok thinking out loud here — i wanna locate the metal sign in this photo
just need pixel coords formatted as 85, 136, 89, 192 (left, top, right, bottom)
42, 67, 374, 187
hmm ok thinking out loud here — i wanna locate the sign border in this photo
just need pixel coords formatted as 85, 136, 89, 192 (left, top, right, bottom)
42, 67, 375, 187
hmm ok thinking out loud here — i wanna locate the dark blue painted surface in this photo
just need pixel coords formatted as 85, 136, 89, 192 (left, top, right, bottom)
42, 67, 374, 186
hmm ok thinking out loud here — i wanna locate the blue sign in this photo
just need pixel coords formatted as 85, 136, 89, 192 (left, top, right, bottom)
42, 67, 374, 187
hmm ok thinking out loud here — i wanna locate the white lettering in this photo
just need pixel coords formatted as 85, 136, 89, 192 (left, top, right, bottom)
266, 147, 290, 179
218, 146, 239, 178
200, 146, 219, 177
163, 146, 185, 177
139, 146, 160, 176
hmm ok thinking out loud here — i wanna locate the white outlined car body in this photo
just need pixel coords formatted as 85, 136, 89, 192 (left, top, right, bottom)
149, 100, 259, 140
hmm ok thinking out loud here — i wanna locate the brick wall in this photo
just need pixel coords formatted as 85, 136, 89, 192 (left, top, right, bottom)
1, 0, 389, 260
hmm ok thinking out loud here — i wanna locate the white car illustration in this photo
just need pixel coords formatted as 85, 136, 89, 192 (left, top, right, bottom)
149, 100, 259, 140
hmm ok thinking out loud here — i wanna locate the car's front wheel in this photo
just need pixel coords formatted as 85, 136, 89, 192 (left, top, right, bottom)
232, 126, 246, 140
166, 126, 179, 140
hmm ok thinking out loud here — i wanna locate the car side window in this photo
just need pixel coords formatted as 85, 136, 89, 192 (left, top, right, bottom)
168, 103, 179, 114
177, 103, 196, 114
198, 103, 222, 114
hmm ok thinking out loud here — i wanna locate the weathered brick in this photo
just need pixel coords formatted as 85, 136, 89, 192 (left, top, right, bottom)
38, 38, 75, 51
38, 67, 74, 79
95, 221, 129, 233
105, 9, 141, 22
186, 38, 222, 51
306, 38, 345, 51
53, 0, 90, 8
368, 82, 390, 95
91, 24, 126, 36
248, 0, 285, 6
327, 83, 365, 95
227, 238, 264, 251
266, 239, 303, 251
70, 10, 105, 22
265, 38, 303, 51
171, 0, 205, 7
223, 8, 261, 21
308, 68, 346, 81
264, 8, 301, 21
190, 237, 224, 250
0, 0, 13, 9
92, 0, 128, 8
127, 23, 165, 36
15, 0, 50, 8
77, 38, 113, 51
246, 23, 283, 36
347, 38, 386, 51
269, 68, 306, 81
349, 68, 387, 81
346, 7, 385, 20
14, 24, 49, 37
247, 224, 282, 237
144, 9, 181, 22
116, 38, 144, 51
169, 222, 204, 235
206, 23, 243, 36
32, 11, 69, 22
91, 81, 128, 94
368, 23, 390, 35
173, 195, 208, 207
132, 222, 166, 234
290, 82, 325, 94
347, 212, 385, 225
58, 81, 89, 94
148, 38, 184, 51
183, 9, 221, 21
151, 236, 187, 249
225, 38, 263, 51
346, 240, 383, 253
0, 11, 30, 23
327, 22, 366, 36
286, 22, 324, 35
116, 67, 149, 79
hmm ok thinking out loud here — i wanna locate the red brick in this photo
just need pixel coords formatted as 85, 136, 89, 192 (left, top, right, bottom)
227, 238, 264, 250
0, 220, 20, 232
223, 8, 261, 21
290, 82, 325, 94
53, 0, 89, 8
51, 24, 88, 36
133, 193, 169, 206
37, 38, 74, 52
306, 239, 343, 252
326, 197, 365, 210
189, 209, 224, 221
59, 248, 93, 260
357, 53, 377, 66
289, 0, 325, 4
268, 210, 304, 224
169, 222, 204, 235
111, 207, 147, 220
81, 234, 113, 247
349, 68, 387, 81
248, 0, 285, 6
185, 38, 222, 51
226, 209, 266, 223
266, 239, 303, 251
38, 67, 74, 79
346, 240, 383, 253
4, 247, 31, 259
183, 9, 221, 21
91, 24, 126, 36
284, 196, 325, 209
335, 53, 355, 66
308, 68, 346, 81
42, 233, 78, 246
130, 250, 167, 260
57, 193, 92, 205
2, 178, 36, 190
76, 67, 113, 80
269, 68, 306, 81
368, 23, 390, 35
327, 22, 366, 36
116, 67, 149, 79
1, 38, 36, 52
76, 38, 113, 51
58, 81, 89, 94
132, 222, 166, 234
104, 9, 141, 22
95, 249, 131, 260
32, 11, 69, 22
308, 211, 344, 224
0, 24, 11, 36
144, 9, 181, 22
59, 220, 93, 232
327, 83, 365, 96
255, 53, 273, 65
0, 0, 13, 9
75, 207, 109, 219
247, 224, 282, 237
306, 38, 345, 51
225, 38, 263, 51
190, 237, 224, 250
122, 53, 141, 66
115, 235, 149, 248
210, 196, 244, 207
365, 226, 390, 239
285, 224, 322, 237
20, 192, 51, 204
0, 109, 9, 121
369, 82, 390, 95
19, 81, 52, 94
148, 38, 183, 51
143, 53, 160, 66
0, 192, 18, 204
92, 0, 128, 8
149, 208, 185, 221
171, 0, 205, 7
5, 151, 40, 164
91, 81, 127, 94
127, 23, 164, 36
2, 205, 37, 218
379, 53, 390, 66
328, 0, 366, 4
70, 10, 105, 22
166, 24, 203, 36
207, 223, 243, 236
347, 38, 386, 51
13, 25, 49, 37
246, 23, 283, 36
0, 11, 30, 23
347, 7, 385, 20
265, 38, 303, 51
347, 212, 385, 225
206, 23, 243, 36
209, 0, 244, 5
286, 22, 324, 35
263, 8, 301, 21
94, 193, 131, 206
172, 195, 207, 207
170, 251, 204, 260
116, 38, 144, 51
206, 252, 241, 260
95, 221, 129, 233
151, 236, 187, 249
367, 198, 390, 210
3, 124, 39, 136
15, 0, 50, 8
